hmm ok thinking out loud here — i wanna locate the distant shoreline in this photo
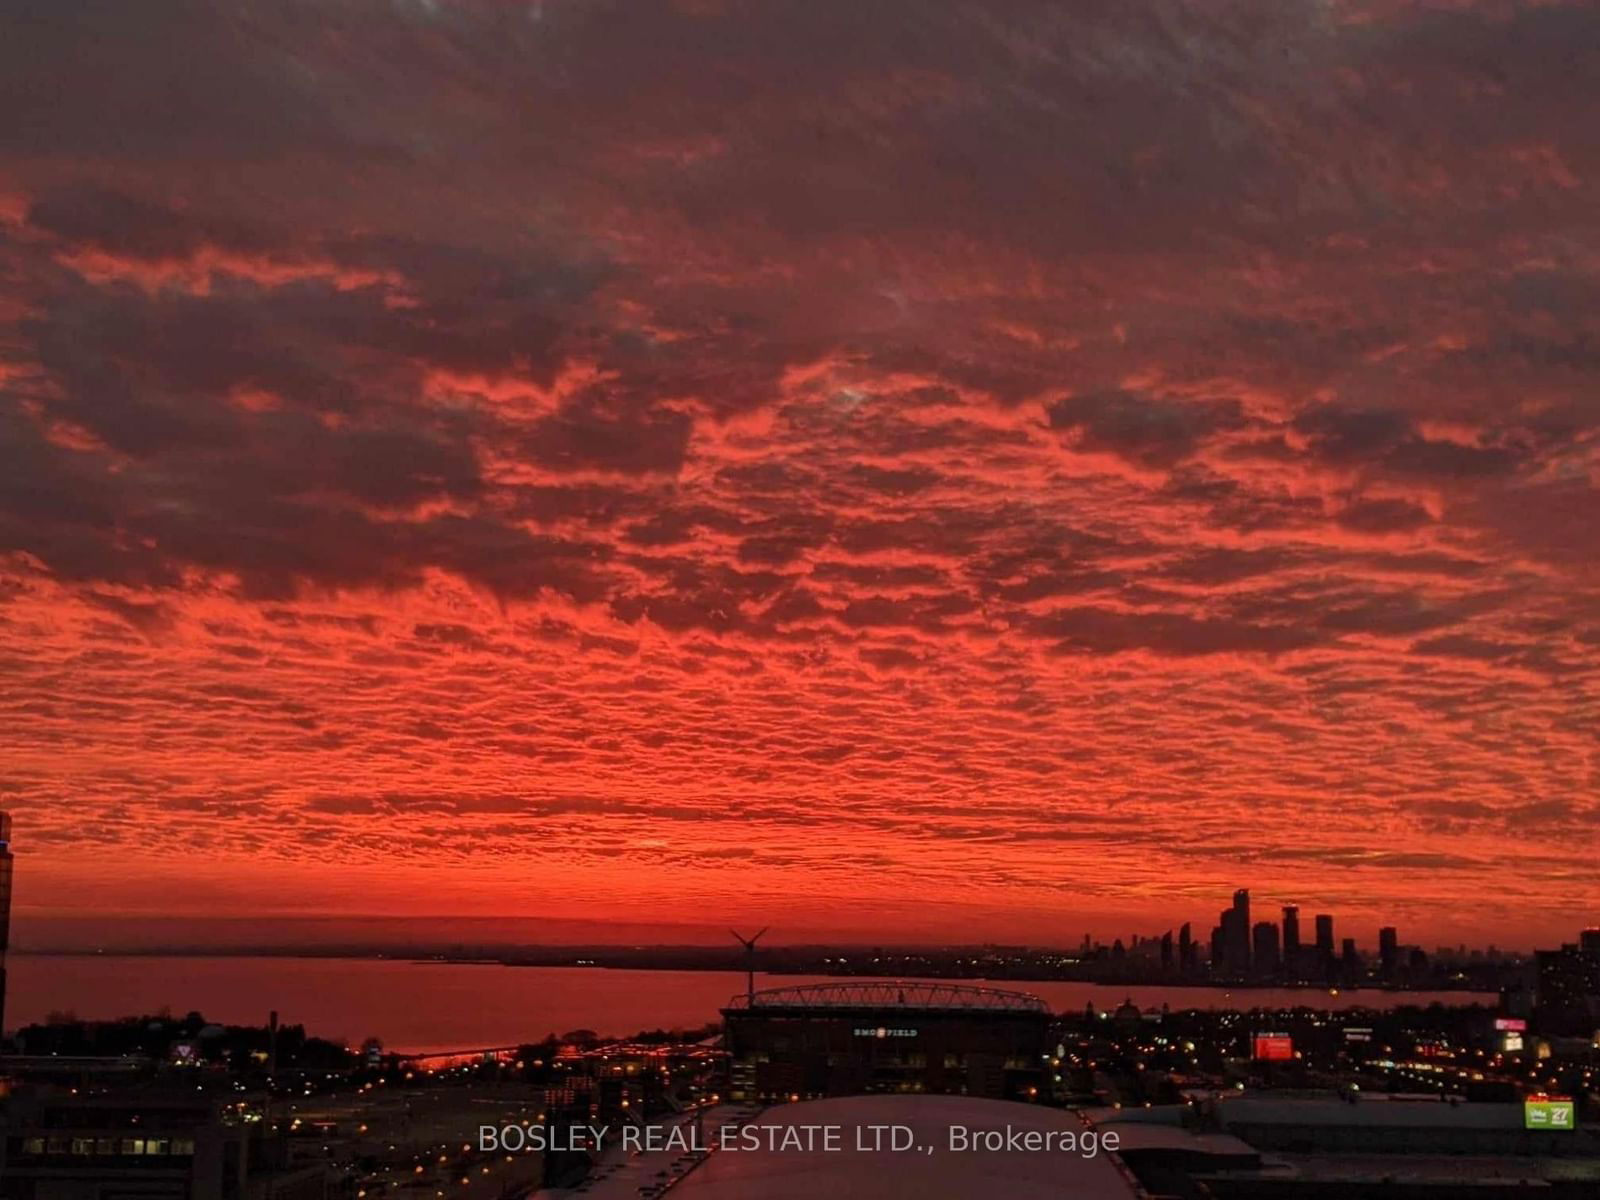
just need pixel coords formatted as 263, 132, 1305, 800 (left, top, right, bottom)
7, 948, 1502, 996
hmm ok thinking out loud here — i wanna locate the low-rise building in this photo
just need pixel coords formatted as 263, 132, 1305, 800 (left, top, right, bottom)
0, 1086, 327, 1200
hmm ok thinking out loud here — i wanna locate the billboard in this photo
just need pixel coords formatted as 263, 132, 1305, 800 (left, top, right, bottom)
1495, 1018, 1527, 1032
1524, 1096, 1574, 1131
1252, 1034, 1294, 1061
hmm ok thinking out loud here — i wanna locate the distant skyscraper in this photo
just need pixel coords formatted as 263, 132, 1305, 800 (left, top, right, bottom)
0, 812, 12, 1038
1252, 920, 1281, 976
1341, 937, 1360, 979
1178, 922, 1195, 974
1580, 929, 1600, 956
1379, 926, 1399, 976
1315, 913, 1335, 978
1282, 905, 1301, 970
1221, 888, 1252, 974
1159, 929, 1174, 971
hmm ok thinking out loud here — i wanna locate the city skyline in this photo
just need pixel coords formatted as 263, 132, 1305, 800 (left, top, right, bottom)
3, 2, 1600, 949
0, 818, 1581, 959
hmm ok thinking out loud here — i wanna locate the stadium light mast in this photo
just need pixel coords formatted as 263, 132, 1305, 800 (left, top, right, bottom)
731, 927, 768, 1003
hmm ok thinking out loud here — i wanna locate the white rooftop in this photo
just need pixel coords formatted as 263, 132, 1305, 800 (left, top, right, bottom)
669, 1094, 1140, 1200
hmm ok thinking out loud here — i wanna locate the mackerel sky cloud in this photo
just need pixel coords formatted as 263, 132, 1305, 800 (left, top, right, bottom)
1, 0, 1596, 947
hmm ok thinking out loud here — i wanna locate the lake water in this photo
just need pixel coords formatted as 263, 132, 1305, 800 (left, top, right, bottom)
5, 954, 1495, 1053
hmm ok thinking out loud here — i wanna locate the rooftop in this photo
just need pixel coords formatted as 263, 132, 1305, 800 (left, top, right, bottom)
1081, 1111, 1259, 1159
1268, 1153, 1600, 1186
1218, 1096, 1529, 1130
669, 1094, 1139, 1200
1090, 1096, 1541, 1133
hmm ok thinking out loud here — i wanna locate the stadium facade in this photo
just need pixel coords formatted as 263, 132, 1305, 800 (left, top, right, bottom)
721, 981, 1052, 1103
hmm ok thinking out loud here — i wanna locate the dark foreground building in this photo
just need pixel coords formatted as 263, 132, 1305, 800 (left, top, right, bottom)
0, 1087, 327, 1200
722, 981, 1050, 1102
0, 812, 12, 1040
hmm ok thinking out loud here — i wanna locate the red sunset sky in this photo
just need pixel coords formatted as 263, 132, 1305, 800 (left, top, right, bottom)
1, 1, 1596, 951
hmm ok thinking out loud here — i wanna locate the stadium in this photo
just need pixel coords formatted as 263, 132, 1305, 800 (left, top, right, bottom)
721, 981, 1053, 1103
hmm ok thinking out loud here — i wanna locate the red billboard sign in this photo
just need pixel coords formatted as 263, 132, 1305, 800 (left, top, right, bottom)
1252, 1034, 1294, 1061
